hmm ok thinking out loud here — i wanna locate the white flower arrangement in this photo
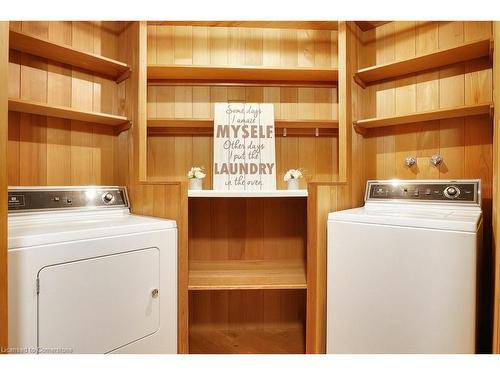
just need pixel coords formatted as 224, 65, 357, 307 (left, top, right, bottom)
187, 166, 206, 179
284, 169, 303, 182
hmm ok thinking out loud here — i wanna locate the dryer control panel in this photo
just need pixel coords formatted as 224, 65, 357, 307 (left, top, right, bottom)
365, 180, 480, 205
8, 186, 129, 212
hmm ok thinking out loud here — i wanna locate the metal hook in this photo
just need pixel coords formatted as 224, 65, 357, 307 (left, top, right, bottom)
283, 128, 287, 137
315, 128, 319, 137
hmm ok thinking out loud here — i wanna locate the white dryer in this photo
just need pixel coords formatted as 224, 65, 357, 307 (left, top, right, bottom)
8, 186, 177, 354
327, 180, 482, 354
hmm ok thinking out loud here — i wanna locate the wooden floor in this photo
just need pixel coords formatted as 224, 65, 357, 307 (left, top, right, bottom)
189, 324, 305, 354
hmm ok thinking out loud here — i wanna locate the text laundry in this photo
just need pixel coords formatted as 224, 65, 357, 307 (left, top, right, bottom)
214, 163, 275, 175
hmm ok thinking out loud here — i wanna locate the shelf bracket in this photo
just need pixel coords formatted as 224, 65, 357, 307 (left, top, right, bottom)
353, 73, 367, 89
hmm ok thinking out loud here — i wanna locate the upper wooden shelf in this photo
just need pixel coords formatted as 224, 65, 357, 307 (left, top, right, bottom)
354, 103, 493, 129
8, 98, 130, 127
147, 64, 338, 83
354, 38, 492, 87
188, 259, 307, 290
10, 30, 131, 82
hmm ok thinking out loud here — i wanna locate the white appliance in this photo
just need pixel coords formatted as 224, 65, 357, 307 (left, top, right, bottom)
7, 186, 177, 354
327, 180, 482, 354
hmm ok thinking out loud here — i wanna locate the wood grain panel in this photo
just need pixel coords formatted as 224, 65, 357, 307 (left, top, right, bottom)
149, 25, 338, 69
493, 21, 500, 355
0, 21, 8, 352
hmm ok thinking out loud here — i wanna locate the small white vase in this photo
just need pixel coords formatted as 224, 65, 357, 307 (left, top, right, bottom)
189, 178, 203, 190
287, 179, 300, 190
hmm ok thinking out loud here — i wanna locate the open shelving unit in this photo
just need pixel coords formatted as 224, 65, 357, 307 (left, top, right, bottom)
188, 259, 307, 290
354, 103, 493, 129
354, 37, 492, 87
10, 30, 131, 82
8, 98, 130, 127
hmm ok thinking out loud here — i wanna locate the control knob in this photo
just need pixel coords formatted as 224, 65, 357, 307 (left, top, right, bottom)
102, 192, 114, 204
444, 186, 460, 199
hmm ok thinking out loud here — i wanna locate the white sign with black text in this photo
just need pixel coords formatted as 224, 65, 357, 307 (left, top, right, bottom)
213, 103, 276, 191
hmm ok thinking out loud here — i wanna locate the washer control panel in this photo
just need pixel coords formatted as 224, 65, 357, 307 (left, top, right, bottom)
366, 180, 480, 205
8, 186, 129, 212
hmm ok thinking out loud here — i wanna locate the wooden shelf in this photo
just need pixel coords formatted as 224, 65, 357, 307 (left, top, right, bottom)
188, 259, 307, 290
148, 118, 338, 129
354, 103, 493, 129
147, 64, 338, 83
354, 38, 492, 86
147, 118, 338, 137
10, 30, 131, 82
188, 190, 308, 198
8, 98, 130, 127
189, 323, 305, 354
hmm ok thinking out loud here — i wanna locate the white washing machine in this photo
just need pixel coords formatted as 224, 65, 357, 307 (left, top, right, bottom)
7, 186, 177, 354
327, 180, 482, 354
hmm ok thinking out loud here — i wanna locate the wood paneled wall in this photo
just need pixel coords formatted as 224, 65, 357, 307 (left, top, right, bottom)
147, 25, 337, 68
357, 21, 494, 353
148, 133, 338, 190
8, 112, 121, 186
492, 21, 500, 354
1, 21, 9, 352
7, 21, 126, 186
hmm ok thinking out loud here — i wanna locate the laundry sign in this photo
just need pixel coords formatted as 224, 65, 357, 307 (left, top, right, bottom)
213, 103, 276, 191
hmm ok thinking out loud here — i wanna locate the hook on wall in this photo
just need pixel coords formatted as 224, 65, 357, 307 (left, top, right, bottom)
405, 156, 417, 167
430, 154, 443, 167
283, 128, 287, 137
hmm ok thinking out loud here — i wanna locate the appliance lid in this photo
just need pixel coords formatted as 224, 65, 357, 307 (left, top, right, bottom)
8, 210, 177, 249
328, 205, 482, 232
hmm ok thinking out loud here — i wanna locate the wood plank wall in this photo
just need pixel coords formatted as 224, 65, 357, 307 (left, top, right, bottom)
0, 21, 9, 352
7, 21, 125, 186
357, 21, 494, 353
493, 21, 500, 354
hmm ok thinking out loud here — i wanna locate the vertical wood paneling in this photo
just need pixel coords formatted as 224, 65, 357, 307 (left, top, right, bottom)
0, 21, 9, 351
7, 21, 124, 186
492, 21, 500, 355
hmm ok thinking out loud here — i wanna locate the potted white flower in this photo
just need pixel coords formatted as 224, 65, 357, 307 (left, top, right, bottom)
284, 169, 303, 190
187, 167, 206, 190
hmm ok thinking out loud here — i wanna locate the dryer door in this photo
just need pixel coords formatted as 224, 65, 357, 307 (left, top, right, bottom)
37, 247, 160, 354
